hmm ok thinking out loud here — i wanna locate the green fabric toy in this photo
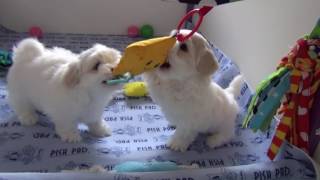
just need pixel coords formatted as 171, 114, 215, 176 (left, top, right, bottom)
242, 67, 290, 131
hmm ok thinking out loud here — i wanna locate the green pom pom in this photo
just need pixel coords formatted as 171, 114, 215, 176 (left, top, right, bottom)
140, 24, 154, 39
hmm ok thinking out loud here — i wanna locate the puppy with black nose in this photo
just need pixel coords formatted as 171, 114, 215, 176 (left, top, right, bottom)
143, 30, 243, 151
7, 38, 122, 142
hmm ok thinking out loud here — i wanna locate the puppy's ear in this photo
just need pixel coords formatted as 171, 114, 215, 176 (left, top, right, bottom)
79, 47, 95, 60
196, 49, 218, 76
64, 62, 80, 88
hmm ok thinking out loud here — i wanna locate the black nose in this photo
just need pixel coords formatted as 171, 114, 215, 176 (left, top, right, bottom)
179, 43, 188, 52
160, 62, 171, 69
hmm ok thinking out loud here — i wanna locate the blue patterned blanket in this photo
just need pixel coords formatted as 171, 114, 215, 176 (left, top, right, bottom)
0, 25, 316, 179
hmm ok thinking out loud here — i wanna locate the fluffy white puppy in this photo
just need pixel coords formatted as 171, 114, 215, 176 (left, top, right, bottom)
7, 38, 122, 142
143, 30, 243, 151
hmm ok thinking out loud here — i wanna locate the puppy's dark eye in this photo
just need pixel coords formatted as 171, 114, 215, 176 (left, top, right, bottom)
179, 43, 188, 52
93, 62, 101, 71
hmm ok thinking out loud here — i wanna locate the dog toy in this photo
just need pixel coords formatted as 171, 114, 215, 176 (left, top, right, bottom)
0, 49, 13, 68
127, 25, 139, 38
113, 161, 198, 173
140, 24, 154, 39
112, 36, 176, 76
243, 18, 320, 160
107, 6, 213, 85
123, 81, 148, 97
29, 26, 43, 39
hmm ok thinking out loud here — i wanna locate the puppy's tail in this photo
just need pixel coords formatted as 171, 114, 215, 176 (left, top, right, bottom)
226, 75, 245, 99
13, 38, 44, 63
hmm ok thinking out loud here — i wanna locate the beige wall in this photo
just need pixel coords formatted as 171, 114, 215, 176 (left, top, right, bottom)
0, 0, 185, 35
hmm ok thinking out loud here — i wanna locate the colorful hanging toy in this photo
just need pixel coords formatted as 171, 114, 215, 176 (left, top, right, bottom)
107, 6, 213, 85
243, 18, 320, 160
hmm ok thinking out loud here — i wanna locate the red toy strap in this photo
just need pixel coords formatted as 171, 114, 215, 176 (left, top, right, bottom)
176, 6, 213, 42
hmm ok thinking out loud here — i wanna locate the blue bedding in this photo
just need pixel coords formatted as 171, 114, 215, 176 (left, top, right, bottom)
0, 25, 317, 179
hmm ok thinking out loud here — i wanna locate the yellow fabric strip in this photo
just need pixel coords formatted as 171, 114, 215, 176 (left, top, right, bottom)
276, 130, 286, 140
270, 144, 279, 153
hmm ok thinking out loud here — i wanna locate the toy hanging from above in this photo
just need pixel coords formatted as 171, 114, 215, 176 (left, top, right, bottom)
107, 6, 213, 85
242, 18, 320, 160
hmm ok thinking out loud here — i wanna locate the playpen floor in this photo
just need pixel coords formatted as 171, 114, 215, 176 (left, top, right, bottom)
0, 25, 316, 179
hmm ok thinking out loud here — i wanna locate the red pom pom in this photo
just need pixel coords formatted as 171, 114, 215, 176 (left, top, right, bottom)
29, 26, 43, 39
127, 25, 139, 38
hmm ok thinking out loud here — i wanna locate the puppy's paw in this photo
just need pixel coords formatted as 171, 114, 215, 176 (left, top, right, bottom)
89, 121, 112, 137
18, 112, 38, 126
167, 136, 189, 152
58, 130, 82, 143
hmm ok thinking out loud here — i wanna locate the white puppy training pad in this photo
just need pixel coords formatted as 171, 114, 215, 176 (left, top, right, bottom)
0, 25, 316, 179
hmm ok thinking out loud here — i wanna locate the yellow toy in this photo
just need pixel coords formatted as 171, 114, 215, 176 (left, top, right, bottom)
112, 36, 176, 76
123, 82, 148, 97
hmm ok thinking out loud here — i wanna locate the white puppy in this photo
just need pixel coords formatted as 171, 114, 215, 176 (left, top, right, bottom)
7, 38, 122, 142
143, 30, 243, 151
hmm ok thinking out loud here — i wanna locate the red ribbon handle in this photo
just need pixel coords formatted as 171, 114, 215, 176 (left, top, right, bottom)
176, 6, 213, 42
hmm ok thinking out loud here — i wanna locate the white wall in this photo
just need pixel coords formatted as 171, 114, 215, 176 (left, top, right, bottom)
200, 0, 320, 89
0, 0, 186, 35
2, 0, 319, 89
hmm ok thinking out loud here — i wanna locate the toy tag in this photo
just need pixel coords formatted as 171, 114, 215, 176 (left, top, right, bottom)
309, 18, 320, 39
